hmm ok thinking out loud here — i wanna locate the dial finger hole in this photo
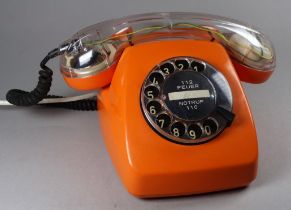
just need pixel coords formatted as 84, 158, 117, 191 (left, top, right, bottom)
175, 59, 189, 70
156, 113, 171, 129
187, 124, 203, 139
160, 63, 175, 75
170, 122, 185, 137
149, 72, 164, 85
146, 100, 161, 115
203, 119, 218, 136
191, 61, 205, 72
144, 85, 159, 99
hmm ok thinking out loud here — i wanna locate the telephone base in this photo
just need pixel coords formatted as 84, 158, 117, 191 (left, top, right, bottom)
97, 40, 258, 198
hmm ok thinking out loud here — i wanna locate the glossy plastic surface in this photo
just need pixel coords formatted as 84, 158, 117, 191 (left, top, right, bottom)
61, 63, 116, 90
60, 12, 275, 89
97, 40, 258, 197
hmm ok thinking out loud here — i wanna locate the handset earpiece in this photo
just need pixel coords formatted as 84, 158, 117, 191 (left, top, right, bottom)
227, 33, 275, 83
59, 12, 275, 90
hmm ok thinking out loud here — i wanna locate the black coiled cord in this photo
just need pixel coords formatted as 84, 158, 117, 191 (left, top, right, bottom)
42, 95, 97, 111
5, 48, 97, 111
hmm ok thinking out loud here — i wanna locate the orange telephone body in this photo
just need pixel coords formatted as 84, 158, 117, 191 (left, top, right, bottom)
97, 40, 257, 197
58, 13, 275, 198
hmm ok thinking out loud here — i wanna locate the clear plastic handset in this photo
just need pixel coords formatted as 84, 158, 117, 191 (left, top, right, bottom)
60, 12, 275, 86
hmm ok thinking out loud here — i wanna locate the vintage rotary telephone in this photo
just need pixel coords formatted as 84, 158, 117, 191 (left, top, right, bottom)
1, 13, 276, 197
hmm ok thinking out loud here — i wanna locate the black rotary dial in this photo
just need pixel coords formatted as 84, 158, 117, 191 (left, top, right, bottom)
140, 57, 234, 145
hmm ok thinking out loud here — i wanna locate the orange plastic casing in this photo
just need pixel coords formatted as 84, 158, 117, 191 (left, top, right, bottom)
97, 40, 258, 198
232, 59, 273, 83
62, 63, 117, 91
